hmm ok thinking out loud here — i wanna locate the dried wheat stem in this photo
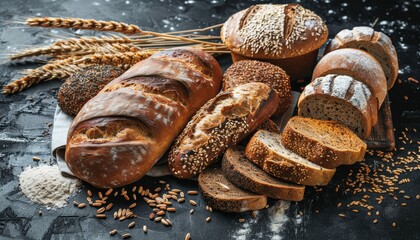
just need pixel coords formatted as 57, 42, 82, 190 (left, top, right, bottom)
26, 17, 141, 34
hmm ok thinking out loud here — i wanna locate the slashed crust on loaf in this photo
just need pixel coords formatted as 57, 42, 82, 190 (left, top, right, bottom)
298, 74, 377, 139
168, 82, 279, 179
245, 130, 336, 186
325, 26, 398, 89
198, 168, 267, 212
281, 116, 367, 169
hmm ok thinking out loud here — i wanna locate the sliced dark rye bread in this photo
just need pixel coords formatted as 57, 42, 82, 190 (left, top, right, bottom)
281, 116, 367, 169
245, 130, 336, 186
198, 168, 267, 212
222, 147, 305, 201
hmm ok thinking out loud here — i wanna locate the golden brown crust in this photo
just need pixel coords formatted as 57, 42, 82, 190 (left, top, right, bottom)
57, 65, 124, 116
281, 116, 367, 169
65, 49, 223, 188
223, 60, 291, 116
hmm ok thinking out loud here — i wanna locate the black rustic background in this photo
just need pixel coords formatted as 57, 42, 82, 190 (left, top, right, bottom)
0, 0, 419, 240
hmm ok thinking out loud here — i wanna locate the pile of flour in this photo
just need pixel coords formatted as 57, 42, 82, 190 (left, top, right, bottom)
19, 165, 81, 208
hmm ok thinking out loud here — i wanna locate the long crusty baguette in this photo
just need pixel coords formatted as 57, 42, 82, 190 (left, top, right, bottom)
66, 49, 222, 188
281, 116, 367, 169
222, 147, 305, 201
245, 130, 336, 186
168, 82, 280, 179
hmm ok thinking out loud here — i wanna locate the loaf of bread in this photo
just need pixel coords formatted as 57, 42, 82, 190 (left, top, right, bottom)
281, 116, 367, 169
223, 60, 291, 117
198, 168, 268, 212
325, 26, 398, 89
222, 147, 305, 201
245, 130, 336, 186
312, 48, 387, 108
298, 74, 378, 139
221, 4, 328, 80
168, 82, 280, 179
58, 65, 124, 115
65, 49, 223, 188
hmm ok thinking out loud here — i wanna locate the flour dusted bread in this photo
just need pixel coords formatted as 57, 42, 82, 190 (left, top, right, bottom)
325, 26, 398, 89
312, 48, 387, 107
245, 130, 336, 186
298, 74, 377, 139
221, 4, 328, 79
223, 60, 291, 116
66, 49, 222, 188
198, 168, 267, 212
281, 116, 367, 169
168, 82, 279, 179
222, 147, 305, 201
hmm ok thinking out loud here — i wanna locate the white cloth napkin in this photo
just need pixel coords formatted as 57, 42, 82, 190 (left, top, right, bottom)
50, 91, 300, 178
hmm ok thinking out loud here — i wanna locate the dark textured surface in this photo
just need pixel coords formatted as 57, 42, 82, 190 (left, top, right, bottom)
0, 0, 419, 240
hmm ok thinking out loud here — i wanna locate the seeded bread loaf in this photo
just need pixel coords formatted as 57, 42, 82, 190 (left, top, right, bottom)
223, 60, 291, 116
221, 3, 328, 79
66, 49, 223, 188
298, 74, 378, 139
281, 116, 367, 169
312, 48, 387, 107
245, 130, 336, 186
168, 82, 280, 179
325, 26, 398, 89
58, 65, 124, 116
222, 147, 305, 201
198, 168, 268, 212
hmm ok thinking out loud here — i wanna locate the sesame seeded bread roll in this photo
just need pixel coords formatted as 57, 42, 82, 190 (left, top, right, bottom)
325, 26, 398, 89
222, 147, 305, 201
221, 3, 328, 79
223, 60, 291, 117
198, 168, 267, 212
298, 74, 378, 139
245, 130, 336, 186
168, 82, 280, 179
66, 49, 223, 188
312, 48, 387, 108
281, 116, 367, 169
58, 65, 124, 116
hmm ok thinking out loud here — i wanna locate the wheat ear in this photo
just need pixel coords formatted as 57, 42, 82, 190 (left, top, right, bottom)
26, 17, 141, 34
3, 52, 151, 94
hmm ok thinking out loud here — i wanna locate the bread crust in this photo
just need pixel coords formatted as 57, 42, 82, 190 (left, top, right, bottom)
168, 82, 280, 179
281, 116, 367, 169
325, 26, 398, 89
65, 49, 222, 188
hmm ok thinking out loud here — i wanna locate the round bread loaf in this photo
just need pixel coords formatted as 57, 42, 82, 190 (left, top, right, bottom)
58, 65, 124, 115
223, 60, 291, 116
325, 26, 398, 89
221, 3, 328, 79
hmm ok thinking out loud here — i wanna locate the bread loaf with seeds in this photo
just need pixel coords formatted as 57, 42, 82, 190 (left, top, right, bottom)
298, 74, 378, 139
325, 26, 398, 89
281, 116, 367, 169
66, 49, 222, 188
168, 82, 280, 179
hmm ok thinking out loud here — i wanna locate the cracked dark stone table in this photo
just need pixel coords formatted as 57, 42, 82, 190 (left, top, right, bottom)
0, 0, 419, 239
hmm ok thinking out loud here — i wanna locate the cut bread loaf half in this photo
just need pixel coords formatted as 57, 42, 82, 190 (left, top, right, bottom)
325, 26, 398, 89
312, 48, 387, 108
222, 147, 305, 201
298, 74, 378, 139
281, 116, 367, 169
198, 168, 267, 212
245, 130, 336, 186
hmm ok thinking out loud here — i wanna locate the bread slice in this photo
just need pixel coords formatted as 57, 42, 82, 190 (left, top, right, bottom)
222, 147, 305, 201
281, 116, 367, 169
198, 168, 267, 212
325, 26, 398, 89
298, 74, 378, 139
245, 130, 336, 186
